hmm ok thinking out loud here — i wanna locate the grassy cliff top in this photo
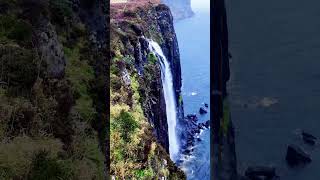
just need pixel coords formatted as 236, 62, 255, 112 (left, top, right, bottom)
111, 0, 160, 20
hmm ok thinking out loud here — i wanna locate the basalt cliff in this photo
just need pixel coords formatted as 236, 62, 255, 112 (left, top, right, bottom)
110, 2, 185, 179
212, 0, 238, 179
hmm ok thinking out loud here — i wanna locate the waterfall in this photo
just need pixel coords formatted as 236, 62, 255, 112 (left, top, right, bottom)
148, 39, 179, 160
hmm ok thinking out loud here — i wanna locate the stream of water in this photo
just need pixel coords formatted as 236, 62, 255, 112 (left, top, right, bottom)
148, 40, 180, 161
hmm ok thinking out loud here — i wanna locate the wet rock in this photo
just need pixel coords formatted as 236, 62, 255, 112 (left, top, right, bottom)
286, 144, 311, 166
199, 107, 208, 114
244, 166, 276, 180
186, 114, 197, 122
204, 120, 210, 128
184, 149, 191, 155
197, 138, 201, 142
204, 103, 209, 107
302, 131, 317, 145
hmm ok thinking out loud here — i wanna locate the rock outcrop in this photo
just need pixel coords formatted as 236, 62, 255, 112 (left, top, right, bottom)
286, 144, 312, 166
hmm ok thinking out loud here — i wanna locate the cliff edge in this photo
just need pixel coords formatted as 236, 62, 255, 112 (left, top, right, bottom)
110, 3, 185, 179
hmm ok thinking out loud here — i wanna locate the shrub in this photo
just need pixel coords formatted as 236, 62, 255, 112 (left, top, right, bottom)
0, 136, 63, 179
18, 0, 50, 21
49, 0, 72, 25
64, 45, 96, 122
28, 150, 73, 180
0, 45, 37, 91
147, 52, 157, 64
114, 110, 138, 142
0, 15, 32, 43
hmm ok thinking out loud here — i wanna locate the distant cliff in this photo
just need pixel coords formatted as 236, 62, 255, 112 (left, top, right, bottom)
110, 2, 185, 179
161, 0, 194, 20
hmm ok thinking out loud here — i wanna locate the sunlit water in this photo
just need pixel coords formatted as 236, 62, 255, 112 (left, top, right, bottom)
174, 3, 210, 179
226, 0, 320, 179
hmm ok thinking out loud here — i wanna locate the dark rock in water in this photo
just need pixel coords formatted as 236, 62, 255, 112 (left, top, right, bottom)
286, 144, 311, 166
197, 138, 202, 142
302, 131, 317, 145
194, 128, 200, 134
204, 103, 209, 108
204, 120, 210, 128
184, 149, 191, 155
199, 107, 208, 114
186, 114, 198, 122
244, 166, 276, 180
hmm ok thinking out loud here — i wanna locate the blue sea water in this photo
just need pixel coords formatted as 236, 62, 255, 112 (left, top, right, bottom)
226, 0, 320, 179
174, 1, 210, 179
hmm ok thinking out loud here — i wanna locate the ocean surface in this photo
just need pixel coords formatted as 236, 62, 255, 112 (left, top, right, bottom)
226, 0, 320, 179
174, 2, 210, 179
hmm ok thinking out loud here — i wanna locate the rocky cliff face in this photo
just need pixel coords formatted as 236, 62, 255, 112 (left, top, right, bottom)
0, 0, 107, 179
161, 0, 194, 20
212, 0, 237, 179
110, 3, 185, 179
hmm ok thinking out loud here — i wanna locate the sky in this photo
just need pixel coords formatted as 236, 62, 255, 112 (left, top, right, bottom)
191, 0, 210, 12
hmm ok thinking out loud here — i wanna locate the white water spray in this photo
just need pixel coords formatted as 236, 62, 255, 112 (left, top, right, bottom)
148, 39, 179, 160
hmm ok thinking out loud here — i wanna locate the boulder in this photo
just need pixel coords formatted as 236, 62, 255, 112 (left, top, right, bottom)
302, 131, 317, 145
204, 120, 210, 128
204, 103, 209, 108
286, 144, 311, 166
186, 114, 198, 122
244, 166, 276, 180
199, 107, 208, 114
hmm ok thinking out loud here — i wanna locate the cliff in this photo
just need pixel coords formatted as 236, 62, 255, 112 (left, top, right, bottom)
0, 0, 107, 179
110, 2, 185, 179
161, 0, 194, 20
212, 0, 237, 179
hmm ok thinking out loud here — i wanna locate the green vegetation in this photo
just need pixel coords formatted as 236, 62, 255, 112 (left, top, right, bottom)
64, 43, 96, 123
221, 98, 230, 135
113, 110, 139, 142
0, 1, 105, 179
0, 15, 32, 43
147, 52, 157, 64
178, 94, 183, 105
28, 150, 73, 180
49, 0, 72, 25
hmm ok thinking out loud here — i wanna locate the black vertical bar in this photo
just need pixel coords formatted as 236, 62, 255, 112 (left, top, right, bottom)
211, 0, 229, 179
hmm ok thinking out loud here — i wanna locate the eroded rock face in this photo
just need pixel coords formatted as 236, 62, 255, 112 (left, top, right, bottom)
34, 18, 66, 79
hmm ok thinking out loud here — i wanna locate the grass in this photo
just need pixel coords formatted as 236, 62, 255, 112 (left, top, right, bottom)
64, 44, 96, 123
147, 52, 157, 64
222, 98, 230, 135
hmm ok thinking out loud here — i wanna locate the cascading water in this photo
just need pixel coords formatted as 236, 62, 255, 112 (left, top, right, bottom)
148, 39, 179, 161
